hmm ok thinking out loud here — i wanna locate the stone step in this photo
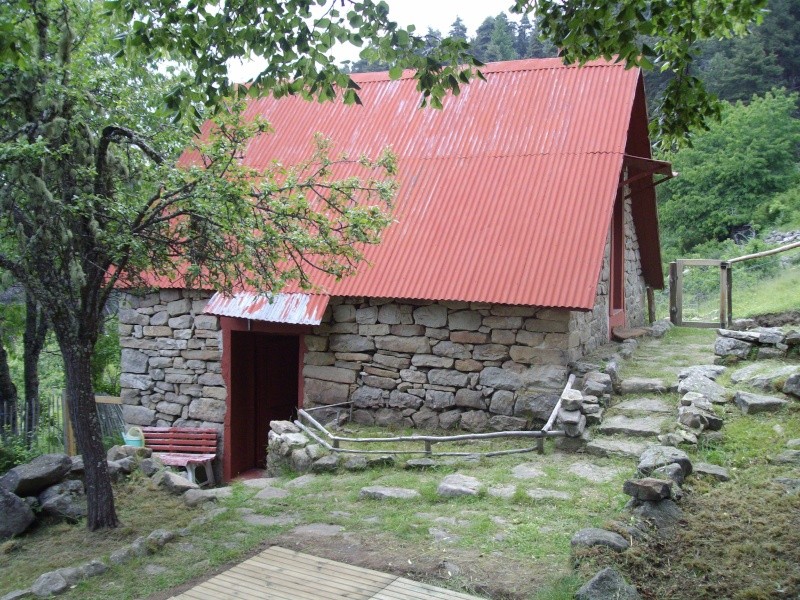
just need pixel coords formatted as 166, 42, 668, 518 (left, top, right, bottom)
612, 398, 674, 415
596, 415, 667, 438
585, 438, 651, 459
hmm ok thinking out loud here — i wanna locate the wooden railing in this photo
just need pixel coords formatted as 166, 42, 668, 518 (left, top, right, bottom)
294, 375, 575, 459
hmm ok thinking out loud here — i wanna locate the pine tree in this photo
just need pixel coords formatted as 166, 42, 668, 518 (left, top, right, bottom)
449, 16, 468, 41
485, 13, 518, 62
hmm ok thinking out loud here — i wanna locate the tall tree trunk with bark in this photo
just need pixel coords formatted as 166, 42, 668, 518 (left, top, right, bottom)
57, 330, 118, 530
23, 294, 48, 446
0, 331, 18, 436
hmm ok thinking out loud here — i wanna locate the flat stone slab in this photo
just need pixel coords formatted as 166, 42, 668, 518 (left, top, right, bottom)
437, 473, 482, 497
614, 398, 674, 414
773, 478, 800, 495
734, 391, 788, 415
677, 374, 728, 404
284, 474, 316, 488
678, 365, 727, 381
571, 528, 629, 552
290, 523, 344, 537
730, 364, 799, 392
241, 478, 281, 489
429, 527, 460, 543
359, 486, 420, 500
511, 463, 545, 479
488, 485, 517, 499
586, 438, 650, 459
568, 462, 626, 483
526, 488, 572, 500
693, 463, 730, 481
618, 378, 668, 395
597, 415, 667, 437
637, 445, 693, 477
771, 450, 800, 466
254, 487, 289, 500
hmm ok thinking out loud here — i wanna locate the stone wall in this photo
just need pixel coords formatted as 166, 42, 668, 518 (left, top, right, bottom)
118, 290, 224, 434
622, 193, 647, 328
303, 298, 584, 431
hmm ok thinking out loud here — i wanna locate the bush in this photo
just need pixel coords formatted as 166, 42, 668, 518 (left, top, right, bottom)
0, 430, 37, 475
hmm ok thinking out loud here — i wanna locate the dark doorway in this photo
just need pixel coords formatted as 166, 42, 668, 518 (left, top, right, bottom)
609, 193, 626, 332
228, 332, 299, 478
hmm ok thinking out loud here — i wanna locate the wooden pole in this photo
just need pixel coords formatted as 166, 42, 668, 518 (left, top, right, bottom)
646, 286, 656, 324
727, 240, 800, 264
669, 261, 679, 326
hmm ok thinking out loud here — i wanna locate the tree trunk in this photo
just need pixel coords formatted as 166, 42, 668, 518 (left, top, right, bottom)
23, 295, 48, 446
0, 335, 19, 436
60, 340, 118, 529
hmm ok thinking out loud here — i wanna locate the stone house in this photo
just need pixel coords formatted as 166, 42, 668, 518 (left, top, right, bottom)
119, 58, 671, 480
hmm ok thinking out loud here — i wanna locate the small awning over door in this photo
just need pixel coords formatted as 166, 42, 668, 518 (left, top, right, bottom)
203, 292, 330, 325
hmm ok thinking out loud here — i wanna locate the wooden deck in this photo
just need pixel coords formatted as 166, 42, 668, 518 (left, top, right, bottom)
169, 546, 484, 600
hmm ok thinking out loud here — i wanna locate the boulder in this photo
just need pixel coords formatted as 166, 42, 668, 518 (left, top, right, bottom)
714, 336, 753, 359
38, 480, 87, 521
734, 391, 788, 415
731, 364, 799, 392
437, 473, 482, 497
652, 463, 685, 486
649, 319, 672, 338
460, 410, 489, 433
575, 568, 641, 600
677, 374, 727, 404
311, 455, 339, 473
678, 364, 727, 381
637, 445, 693, 477
693, 463, 730, 481
30, 571, 69, 597
513, 393, 559, 422
678, 405, 723, 431
623, 478, 673, 502
183, 487, 233, 507
560, 389, 583, 411
570, 528, 629, 552
152, 470, 198, 495
0, 487, 35, 540
478, 367, 522, 391
631, 499, 683, 532
583, 371, 612, 396
771, 450, 800, 466
0, 453, 72, 497
344, 456, 368, 471
783, 373, 800, 398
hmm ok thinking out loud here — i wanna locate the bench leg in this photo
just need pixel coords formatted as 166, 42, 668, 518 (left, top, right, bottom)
203, 461, 215, 487
185, 464, 197, 484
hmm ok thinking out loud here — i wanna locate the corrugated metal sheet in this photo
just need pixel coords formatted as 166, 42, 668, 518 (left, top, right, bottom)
203, 292, 329, 325
168, 58, 663, 310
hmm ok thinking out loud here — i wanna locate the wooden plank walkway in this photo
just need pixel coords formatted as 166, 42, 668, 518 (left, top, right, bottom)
169, 546, 484, 600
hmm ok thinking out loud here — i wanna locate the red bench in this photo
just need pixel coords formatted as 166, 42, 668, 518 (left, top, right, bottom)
141, 427, 217, 486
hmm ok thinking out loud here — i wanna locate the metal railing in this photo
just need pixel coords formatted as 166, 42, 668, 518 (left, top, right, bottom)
294, 375, 575, 459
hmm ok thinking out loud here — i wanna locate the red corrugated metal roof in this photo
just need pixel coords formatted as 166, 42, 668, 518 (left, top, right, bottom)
147, 58, 663, 309
204, 292, 329, 325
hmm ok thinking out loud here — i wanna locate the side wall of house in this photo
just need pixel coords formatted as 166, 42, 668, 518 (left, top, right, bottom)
118, 290, 225, 434
568, 190, 647, 357
303, 299, 578, 431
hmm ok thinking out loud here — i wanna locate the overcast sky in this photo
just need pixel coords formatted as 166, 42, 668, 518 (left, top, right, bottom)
228, 0, 519, 81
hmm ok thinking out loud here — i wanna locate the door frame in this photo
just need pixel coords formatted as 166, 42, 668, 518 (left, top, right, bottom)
220, 317, 311, 481
608, 192, 627, 332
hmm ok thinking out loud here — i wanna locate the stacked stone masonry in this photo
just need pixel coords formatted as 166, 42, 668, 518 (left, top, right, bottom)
118, 289, 223, 434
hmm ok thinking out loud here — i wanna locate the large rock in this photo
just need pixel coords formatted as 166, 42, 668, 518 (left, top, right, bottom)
152, 470, 198, 495
38, 480, 87, 521
734, 391, 788, 415
0, 453, 72, 496
771, 450, 800, 466
678, 405, 724, 431
637, 445, 693, 477
784, 374, 800, 398
570, 528, 629, 552
0, 487, 35, 540
693, 463, 730, 481
478, 367, 522, 391
714, 336, 753, 359
437, 473, 482, 497
513, 393, 559, 422
731, 364, 799, 392
677, 374, 727, 404
678, 365, 726, 381
121, 404, 156, 426
583, 371, 612, 396
30, 571, 69, 597
460, 410, 489, 432
575, 568, 641, 600
623, 478, 673, 501
631, 499, 683, 532
586, 439, 649, 460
